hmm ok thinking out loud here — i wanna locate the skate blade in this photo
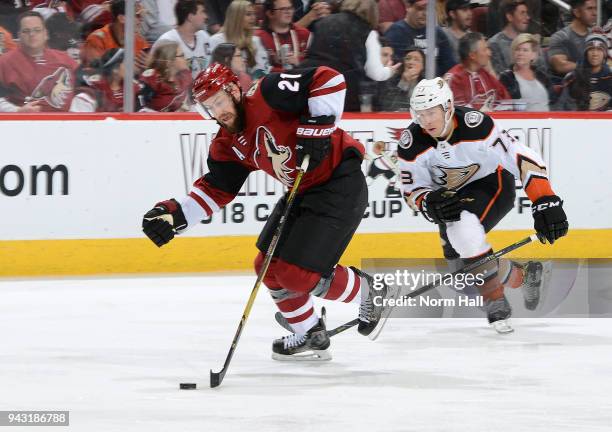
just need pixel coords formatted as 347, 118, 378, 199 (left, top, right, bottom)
271, 349, 332, 362
491, 319, 514, 334
368, 285, 401, 341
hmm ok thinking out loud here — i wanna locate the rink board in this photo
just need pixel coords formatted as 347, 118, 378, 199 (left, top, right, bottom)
1, 112, 611, 276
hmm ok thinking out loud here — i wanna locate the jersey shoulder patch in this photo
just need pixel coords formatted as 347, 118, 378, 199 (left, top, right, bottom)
396, 122, 435, 162
453, 106, 495, 142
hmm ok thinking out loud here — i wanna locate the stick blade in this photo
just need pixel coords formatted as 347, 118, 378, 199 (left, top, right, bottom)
210, 369, 223, 388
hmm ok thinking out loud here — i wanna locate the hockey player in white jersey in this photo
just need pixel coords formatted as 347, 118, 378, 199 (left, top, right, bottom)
397, 78, 568, 333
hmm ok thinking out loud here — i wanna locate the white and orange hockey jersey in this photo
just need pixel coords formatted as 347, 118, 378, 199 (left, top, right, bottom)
397, 106, 555, 212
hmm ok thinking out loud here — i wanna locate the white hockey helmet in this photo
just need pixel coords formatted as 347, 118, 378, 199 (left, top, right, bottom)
410, 77, 454, 129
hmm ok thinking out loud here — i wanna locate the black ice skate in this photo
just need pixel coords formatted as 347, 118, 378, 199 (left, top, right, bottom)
351, 266, 400, 340
485, 296, 514, 334
271, 318, 331, 361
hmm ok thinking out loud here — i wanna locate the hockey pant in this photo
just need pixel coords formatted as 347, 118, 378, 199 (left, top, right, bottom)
439, 167, 524, 301
255, 156, 369, 335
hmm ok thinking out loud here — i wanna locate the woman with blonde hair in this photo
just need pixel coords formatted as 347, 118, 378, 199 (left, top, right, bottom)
209, 0, 270, 79
138, 41, 193, 111
498, 33, 555, 111
301, 0, 399, 111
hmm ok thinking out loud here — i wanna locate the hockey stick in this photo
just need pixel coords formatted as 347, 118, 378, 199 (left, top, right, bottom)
276, 234, 539, 339
209, 155, 310, 388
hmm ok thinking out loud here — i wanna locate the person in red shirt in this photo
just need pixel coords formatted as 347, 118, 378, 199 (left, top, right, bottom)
71, 48, 141, 112
141, 63, 400, 360
255, 0, 310, 73
0, 11, 78, 112
81, 0, 149, 71
138, 41, 192, 112
378, 0, 406, 34
444, 32, 511, 111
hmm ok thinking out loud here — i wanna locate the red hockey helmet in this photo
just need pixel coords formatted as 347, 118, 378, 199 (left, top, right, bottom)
192, 63, 241, 115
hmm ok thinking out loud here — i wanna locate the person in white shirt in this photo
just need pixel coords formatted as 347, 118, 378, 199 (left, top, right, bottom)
153, 0, 211, 78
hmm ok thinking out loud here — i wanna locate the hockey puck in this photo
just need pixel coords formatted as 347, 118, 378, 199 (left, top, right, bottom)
179, 383, 197, 390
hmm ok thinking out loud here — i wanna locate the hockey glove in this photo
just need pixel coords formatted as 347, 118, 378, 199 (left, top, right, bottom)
295, 115, 335, 170
532, 195, 568, 244
423, 188, 463, 224
142, 199, 187, 247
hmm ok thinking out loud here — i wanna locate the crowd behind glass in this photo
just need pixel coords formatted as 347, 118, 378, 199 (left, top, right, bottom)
0, 0, 609, 113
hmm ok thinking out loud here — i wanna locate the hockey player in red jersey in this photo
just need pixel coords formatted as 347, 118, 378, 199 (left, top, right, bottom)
398, 78, 568, 333
142, 63, 399, 360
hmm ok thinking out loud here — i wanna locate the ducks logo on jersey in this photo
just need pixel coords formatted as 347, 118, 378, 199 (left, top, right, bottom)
433, 163, 480, 189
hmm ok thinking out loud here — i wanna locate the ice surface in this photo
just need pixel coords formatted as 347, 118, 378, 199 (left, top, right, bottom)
1, 275, 611, 432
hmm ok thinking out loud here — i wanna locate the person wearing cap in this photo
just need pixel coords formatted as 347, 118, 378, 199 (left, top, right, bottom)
548, 0, 597, 82
81, 0, 150, 72
488, 0, 534, 76
70, 48, 141, 112
442, 0, 473, 61
559, 32, 611, 111
384, 0, 457, 76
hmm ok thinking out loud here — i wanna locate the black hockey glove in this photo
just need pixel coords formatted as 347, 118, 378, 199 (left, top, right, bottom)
423, 188, 463, 224
532, 195, 568, 244
295, 115, 335, 170
142, 199, 188, 247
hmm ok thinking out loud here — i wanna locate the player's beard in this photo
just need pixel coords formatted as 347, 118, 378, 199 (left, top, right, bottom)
216, 96, 246, 134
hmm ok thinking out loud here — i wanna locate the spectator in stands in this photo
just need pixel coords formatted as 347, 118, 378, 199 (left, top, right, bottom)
375, 46, 424, 111
209, 0, 270, 79
499, 33, 555, 111
442, 0, 472, 61
486, 0, 541, 37
292, 0, 332, 30
385, 0, 456, 75
488, 0, 531, 75
138, 41, 192, 111
81, 0, 149, 72
380, 37, 394, 66
141, 0, 177, 43
204, 0, 232, 34
45, 12, 81, 63
0, 25, 16, 55
378, 0, 406, 34
548, 0, 597, 82
0, 11, 78, 112
153, 0, 211, 78
559, 33, 612, 111
70, 48, 140, 112
301, 0, 399, 111
445, 32, 511, 111
211, 42, 252, 88
256, 0, 311, 72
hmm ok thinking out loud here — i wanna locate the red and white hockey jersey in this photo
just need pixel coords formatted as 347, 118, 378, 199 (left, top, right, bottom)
398, 106, 555, 212
0, 47, 78, 111
179, 66, 365, 228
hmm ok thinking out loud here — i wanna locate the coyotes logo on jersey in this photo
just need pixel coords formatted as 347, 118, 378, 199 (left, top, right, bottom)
255, 126, 294, 186
30, 67, 73, 109
433, 163, 481, 189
